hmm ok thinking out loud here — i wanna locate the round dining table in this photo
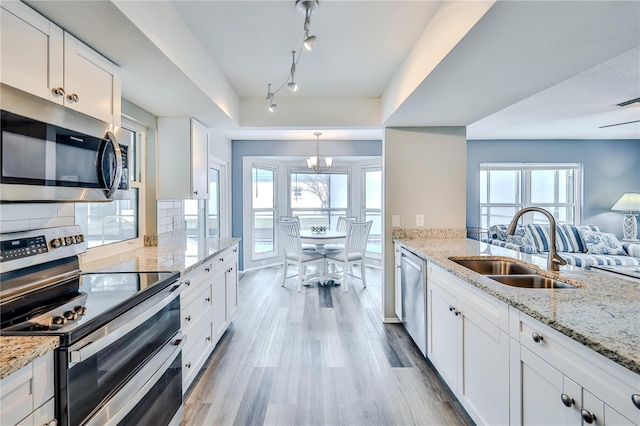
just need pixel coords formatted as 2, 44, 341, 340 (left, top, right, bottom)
299, 230, 346, 284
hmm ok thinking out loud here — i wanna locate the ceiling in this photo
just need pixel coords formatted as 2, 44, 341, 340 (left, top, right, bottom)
24, 1, 640, 141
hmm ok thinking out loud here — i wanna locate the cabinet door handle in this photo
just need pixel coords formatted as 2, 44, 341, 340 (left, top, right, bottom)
206, 336, 211, 342
67, 93, 79, 102
580, 409, 595, 424
205, 297, 211, 302
194, 190, 198, 195
52, 87, 65, 96
531, 332, 543, 343
185, 315, 191, 322
233, 248, 238, 253
454, 309, 460, 316
205, 266, 211, 272
186, 362, 191, 368
220, 258, 225, 262
449, 305, 454, 312
184, 280, 191, 287
560, 394, 574, 407
45, 419, 58, 426
632, 394, 640, 409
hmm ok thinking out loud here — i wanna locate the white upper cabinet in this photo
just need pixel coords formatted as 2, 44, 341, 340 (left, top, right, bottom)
0, 2, 121, 126
157, 117, 210, 200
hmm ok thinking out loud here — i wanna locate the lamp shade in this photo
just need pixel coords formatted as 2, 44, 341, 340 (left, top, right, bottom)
611, 192, 640, 212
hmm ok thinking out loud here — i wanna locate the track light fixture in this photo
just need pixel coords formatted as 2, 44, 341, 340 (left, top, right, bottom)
265, 0, 319, 112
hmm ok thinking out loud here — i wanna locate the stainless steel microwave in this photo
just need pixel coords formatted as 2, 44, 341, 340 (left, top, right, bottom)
0, 110, 129, 202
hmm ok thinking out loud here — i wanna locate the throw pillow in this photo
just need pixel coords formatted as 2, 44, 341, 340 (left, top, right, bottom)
578, 230, 627, 256
558, 224, 600, 253
505, 234, 537, 252
490, 224, 527, 241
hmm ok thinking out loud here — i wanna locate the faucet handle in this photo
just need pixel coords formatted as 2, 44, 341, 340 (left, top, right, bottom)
552, 253, 567, 266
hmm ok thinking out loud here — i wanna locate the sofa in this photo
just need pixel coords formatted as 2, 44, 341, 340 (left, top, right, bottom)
486, 223, 640, 268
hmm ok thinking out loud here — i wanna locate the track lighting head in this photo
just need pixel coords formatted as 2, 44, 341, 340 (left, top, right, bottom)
288, 81, 299, 93
304, 33, 317, 51
268, 103, 277, 113
266, 83, 277, 112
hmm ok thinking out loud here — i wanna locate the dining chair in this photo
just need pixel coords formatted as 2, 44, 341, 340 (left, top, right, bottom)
324, 220, 372, 292
322, 216, 357, 253
279, 216, 316, 251
277, 219, 324, 292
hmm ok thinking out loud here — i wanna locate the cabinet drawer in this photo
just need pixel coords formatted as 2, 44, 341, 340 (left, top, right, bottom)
181, 263, 213, 306
181, 283, 212, 333
182, 320, 214, 392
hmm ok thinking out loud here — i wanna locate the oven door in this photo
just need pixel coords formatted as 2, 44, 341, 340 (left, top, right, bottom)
58, 281, 183, 426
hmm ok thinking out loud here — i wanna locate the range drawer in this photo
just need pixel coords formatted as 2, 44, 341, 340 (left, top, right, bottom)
182, 319, 214, 393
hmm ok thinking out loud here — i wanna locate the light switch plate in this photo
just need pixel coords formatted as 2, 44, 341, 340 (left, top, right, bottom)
392, 215, 400, 227
416, 215, 424, 227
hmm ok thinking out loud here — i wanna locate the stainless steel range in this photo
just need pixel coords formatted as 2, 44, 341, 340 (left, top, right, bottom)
0, 226, 185, 426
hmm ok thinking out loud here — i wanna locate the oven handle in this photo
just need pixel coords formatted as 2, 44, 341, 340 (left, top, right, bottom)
84, 332, 186, 426
69, 281, 183, 365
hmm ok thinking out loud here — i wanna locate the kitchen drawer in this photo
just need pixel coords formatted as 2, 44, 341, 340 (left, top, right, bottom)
182, 319, 214, 393
17, 397, 55, 426
181, 283, 212, 334
181, 262, 213, 307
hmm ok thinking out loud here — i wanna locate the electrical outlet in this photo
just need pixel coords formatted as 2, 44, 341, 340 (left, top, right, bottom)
416, 215, 424, 227
173, 217, 180, 230
392, 215, 400, 227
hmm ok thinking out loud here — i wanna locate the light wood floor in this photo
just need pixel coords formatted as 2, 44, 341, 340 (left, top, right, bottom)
182, 266, 473, 426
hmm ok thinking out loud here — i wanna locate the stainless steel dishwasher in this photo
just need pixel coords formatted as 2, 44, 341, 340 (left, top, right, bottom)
399, 247, 427, 356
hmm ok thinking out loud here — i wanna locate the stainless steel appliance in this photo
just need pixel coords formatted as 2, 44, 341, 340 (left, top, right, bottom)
399, 246, 427, 356
0, 226, 183, 426
0, 110, 129, 203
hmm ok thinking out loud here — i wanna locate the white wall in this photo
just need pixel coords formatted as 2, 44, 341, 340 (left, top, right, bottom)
382, 127, 467, 320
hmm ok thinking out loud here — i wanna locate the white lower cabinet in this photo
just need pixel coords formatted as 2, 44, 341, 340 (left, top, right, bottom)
427, 263, 510, 426
425, 261, 639, 426
179, 243, 239, 394
512, 311, 639, 426
0, 352, 55, 426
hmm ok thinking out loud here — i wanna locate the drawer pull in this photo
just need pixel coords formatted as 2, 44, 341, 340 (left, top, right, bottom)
561, 394, 574, 407
185, 280, 191, 287
45, 420, 58, 426
580, 409, 595, 424
205, 297, 211, 302
186, 362, 192, 368
185, 315, 191, 322
219, 257, 225, 262
52, 87, 65, 96
449, 305, 454, 312
531, 332, 543, 343
206, 336, 211, 342
205, 266, 211, 272
233, 248, 237, 253
454, 309, 460, 316
67, 93, 79, 102
632, 394, 640, 409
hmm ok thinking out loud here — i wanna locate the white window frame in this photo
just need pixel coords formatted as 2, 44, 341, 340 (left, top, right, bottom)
287, 167, 351, 229
80, 118, 146, 263
361, 164, 382, 256
251, 163, 278, 261
480, 162, 582, 229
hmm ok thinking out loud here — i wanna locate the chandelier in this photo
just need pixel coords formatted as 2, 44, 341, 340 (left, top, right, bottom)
307, 132, 332, 173
266, 0, 319, 112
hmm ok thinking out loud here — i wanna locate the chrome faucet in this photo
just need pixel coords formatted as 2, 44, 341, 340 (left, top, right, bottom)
507, 207, 567, 272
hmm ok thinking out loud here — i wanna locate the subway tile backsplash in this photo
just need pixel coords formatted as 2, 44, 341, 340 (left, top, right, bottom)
157, 200, 183, 234
0, 203, 75, 233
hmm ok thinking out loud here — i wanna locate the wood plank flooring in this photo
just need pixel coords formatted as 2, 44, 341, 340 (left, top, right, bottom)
182, 266, 473, 426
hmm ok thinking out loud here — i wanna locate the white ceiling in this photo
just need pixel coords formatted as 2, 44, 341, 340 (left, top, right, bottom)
24, 0, 640, 141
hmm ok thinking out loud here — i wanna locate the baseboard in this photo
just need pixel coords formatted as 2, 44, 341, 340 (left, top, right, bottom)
381, 314, 402, 324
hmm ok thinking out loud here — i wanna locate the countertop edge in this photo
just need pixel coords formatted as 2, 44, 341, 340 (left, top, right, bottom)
0, 336, 59, 379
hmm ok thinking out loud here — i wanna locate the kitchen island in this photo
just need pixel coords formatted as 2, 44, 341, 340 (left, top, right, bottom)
395, 236, 640, 425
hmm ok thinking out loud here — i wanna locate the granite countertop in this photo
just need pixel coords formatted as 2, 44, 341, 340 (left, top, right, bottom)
394, 237, 640, 375
0, 336, 59, 380
81, 236, 241, 275
1, 236, 241, 379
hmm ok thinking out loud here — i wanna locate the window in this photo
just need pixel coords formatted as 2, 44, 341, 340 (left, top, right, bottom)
208, 167, 220, 237
75, 122, 144, 249
252, 165, 277, 258
289, 170, 349, 230
362, 166, 382, 254
480, 163, 582, 228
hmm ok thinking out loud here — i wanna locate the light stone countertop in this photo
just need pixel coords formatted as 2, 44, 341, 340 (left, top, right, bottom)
0, 236, 241, 379
0, 336, 59, 380
394, 237, 640, 374
81, 236, 242, 275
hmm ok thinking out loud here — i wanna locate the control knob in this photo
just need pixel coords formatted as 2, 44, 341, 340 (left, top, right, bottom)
51, 238, 62, 249
63, 311, 78, 321
65, 236, 74, 245
74, 306, 87, 316
52, 316, 66, 325
75, 234, 84, 243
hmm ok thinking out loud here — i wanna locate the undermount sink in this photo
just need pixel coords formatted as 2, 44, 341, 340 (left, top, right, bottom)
449, 257, 577, 289
449, 258, 537, 275
488, 274, 576, 289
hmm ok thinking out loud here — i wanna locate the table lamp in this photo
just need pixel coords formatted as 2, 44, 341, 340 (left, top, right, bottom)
611, 192, 640, 241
